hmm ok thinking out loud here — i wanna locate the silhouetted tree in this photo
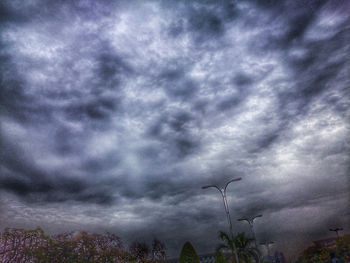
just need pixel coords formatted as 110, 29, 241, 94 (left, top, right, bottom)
0, 227, 170, 263
151, 238, 166, 261
179, 241, 200, 263
217, 231, 260, 263
0, 227, 132, 263
129, 241, 150, 262
296, 234, 350, 263
0, 227, 48, 263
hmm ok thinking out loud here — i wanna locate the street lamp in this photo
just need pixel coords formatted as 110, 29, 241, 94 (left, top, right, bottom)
260, 241, 274, 257
329, 228, 343, 238
202, 177, 242, 263
237, 214, 262, 250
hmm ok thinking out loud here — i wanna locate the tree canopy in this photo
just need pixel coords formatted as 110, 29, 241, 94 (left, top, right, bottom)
179, 242, 200, 263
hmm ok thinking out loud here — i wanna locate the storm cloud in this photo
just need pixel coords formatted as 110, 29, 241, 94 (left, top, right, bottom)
0, 0, 349, 259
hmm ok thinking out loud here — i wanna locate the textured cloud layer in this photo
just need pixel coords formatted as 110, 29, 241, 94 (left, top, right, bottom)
0, 0, 349, 259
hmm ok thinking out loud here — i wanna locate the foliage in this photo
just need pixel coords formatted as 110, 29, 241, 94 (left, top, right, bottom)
296, 234, 350, 263
234, 233, 260, 263
26, 231, 130, 263
128, 238, 167, 263
0, 227, 167, 263
214, 250, 228, 263
295, 245, 329, 263
217, 231, 260, 263
179, 241, 200, 263
151, 238, 167, 261
335, 234, 350, 260
129, 241, 150, 262
0, 227, 48, 263
217, 231, 235, 263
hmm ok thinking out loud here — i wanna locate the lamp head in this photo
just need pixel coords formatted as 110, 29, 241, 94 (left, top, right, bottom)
253, 214, 263, 220
228, 177, 242, 183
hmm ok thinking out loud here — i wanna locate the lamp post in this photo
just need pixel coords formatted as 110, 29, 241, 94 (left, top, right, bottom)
202, 177, 242, 263
260, 241, 274, 257
237, 214, 262, 250
329, 228, 343, 238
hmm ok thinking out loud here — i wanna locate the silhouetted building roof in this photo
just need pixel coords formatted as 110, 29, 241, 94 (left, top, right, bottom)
313, 237, 337, 248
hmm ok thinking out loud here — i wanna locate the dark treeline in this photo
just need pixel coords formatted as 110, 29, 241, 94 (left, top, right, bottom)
0, 227, 166, 263
1, 227, 349, 262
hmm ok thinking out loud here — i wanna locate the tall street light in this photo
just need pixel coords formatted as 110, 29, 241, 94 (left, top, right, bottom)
237, 214, 262, 250
329, 227, 343, 238
260, 241, 274, 257
202, 177, 242, 263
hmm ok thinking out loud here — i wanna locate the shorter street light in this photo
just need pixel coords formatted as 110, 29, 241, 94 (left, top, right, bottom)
202, 177, 242, 263
237, 214, 262, 250
329, 228, 343, 238
260, 241, 274, 257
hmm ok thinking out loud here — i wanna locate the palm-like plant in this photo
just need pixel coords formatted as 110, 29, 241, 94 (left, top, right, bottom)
217, 231, 235, 263
214, 250, 228, 263
217, 231, 260, 263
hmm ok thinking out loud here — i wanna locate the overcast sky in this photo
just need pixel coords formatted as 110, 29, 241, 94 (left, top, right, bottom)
0, 0, 349, 260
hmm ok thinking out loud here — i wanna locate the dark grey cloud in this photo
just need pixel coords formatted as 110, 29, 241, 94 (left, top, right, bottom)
0, 136, 115, 204
159, 68, 199, 100
0, 0, 349, 260
188, 8, 225, 41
